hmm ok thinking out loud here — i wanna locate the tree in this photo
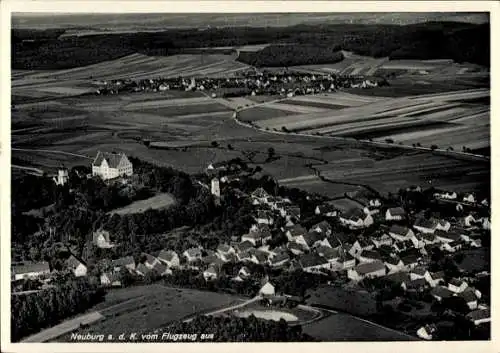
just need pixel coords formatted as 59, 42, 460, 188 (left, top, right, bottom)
430, 144, 438, 150
267, 147, 275, 161
227, 144, 234, 150
211, 141, 219, 148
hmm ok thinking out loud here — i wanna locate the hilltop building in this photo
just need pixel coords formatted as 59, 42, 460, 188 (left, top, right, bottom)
53, 168, 69, 186
92, 151, 133, 180
211, 177, 221, 198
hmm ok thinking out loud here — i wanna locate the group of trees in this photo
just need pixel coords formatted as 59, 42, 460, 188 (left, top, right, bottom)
11, 276, 106, 342
13, 22, 489, 70
237, 44, 344, 67
155, 315, 315, 342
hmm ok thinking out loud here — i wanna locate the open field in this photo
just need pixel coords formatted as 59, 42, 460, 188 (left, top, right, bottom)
13, 53, 250, 85
12, 73, 489, 198
108, 193, 176, 216
303, 313, 417, 341
251, 88, 490, 151
54, 284, 244, 342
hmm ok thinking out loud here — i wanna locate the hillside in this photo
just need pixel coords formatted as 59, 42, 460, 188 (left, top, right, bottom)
12, 22, 490, 70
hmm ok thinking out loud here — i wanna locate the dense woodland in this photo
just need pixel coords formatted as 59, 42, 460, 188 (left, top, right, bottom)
11, 276, 105, 342
159, 315, 316, 342
12, 22, 489, 69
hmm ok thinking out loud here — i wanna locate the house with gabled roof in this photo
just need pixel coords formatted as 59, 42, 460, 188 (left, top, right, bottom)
158, 250, 180, 268
203, 264, 220, 281
339, 252, 356, 270
385, 207, 406, 221
112, 256, 135, 272
314, 204, 337, 217
401, 253, 419, 270
287, 241, 307, 256
358, 250, 382, 264
458, 290, 478, 310
389, 225, 415, 242
466, 308, 490, 326
434, 191, 457, 200
100, 272, 122, 287
349, 238, 374, 257
436, 220, 451, 232
413, 218, 438, 234
285, 224, 307, 241
136, 263, 152, 277
339, 208, 373, 229
66, 255, 87, 277
269, 251, 290, 268
448, 278, 468, 294
183, 247, 203, 263
12, 262, 51, 281
417, 324, 438, 340
462, 193, 476, 204
284, 205, 301, 221
401, 278, 428, 292
310, 221, 332, 236
431, 285, 454, 301
251, 187, 270, 204
384, 256, 405, 274
410, 266, 430, 281
254, 210, 274, 225
141, 253, 161, 269
92, 151, 133, 180
234, 240, 255, 254
372, 233, 393, 248
152, 262, 172, 277
425, 271, 445, 287
259, 278, 275, 297
347, 260, 386, 282
464, 214, 479, 228
298, 253, 331, 274
422, 233, 439, 246
440, 240, 463, 253
217, 243, 235, 257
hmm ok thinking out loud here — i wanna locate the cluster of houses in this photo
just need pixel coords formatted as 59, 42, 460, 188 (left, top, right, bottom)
93, 70, 383, 98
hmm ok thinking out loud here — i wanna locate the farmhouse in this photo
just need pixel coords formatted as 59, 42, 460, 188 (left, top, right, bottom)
251, 187, 270, 204
409, 266, 430, 280
141, 253, 161, 269
152, 262, 172, 277
347, 260, 386, 281
464, 214, 478, 228
135, 263, 151, 277
458, 290, 478, 310
401, 278, 427, 292
287, 241, 307, 255
92, 151, 133, 180
269, 251, 290, 268
216, 244, 235, 257
349, 239, 374, 257
11, 262, 50, 281
65, 255, 87, 277
436, 220, 451, 232
254, 210, 274, 225
462, 193, 476, 203
435, 231, 461, 243
317, 246, 341, 263
158, 250, 180, 268
385, 207, 406, 221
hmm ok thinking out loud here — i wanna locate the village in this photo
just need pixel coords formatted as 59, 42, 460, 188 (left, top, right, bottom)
93, 70, 383, 98
11, 150, 491, 341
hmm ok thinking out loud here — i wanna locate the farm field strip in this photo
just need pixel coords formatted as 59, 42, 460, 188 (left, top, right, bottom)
123, 96, 214, 110
263, 102, 327, 114
281, 99, 348, 110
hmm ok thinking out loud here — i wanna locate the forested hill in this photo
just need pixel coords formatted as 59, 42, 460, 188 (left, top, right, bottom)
12, 21, 489, 70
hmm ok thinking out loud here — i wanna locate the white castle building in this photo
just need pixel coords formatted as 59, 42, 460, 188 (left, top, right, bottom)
92, 151, 133, 180
53, 168, 69, 186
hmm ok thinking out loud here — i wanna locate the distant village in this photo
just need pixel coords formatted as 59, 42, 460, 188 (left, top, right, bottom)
92, 70, 386, 98
12, 150, 491, 340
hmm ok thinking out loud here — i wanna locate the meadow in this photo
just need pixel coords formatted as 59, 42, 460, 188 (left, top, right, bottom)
108, 193, 177, 216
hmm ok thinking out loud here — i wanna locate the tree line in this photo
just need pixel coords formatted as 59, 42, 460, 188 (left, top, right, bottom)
12, 22, 489, 70
11, 276, 106, 342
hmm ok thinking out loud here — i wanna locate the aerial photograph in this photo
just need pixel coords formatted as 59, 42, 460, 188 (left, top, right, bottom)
9, 11, 491, 343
